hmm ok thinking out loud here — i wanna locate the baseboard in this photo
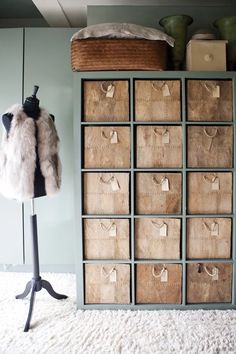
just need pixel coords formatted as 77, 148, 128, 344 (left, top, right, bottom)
0, 264, 75, 273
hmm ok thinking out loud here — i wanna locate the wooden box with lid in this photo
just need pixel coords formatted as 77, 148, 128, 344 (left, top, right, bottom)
186, 40, 227, 71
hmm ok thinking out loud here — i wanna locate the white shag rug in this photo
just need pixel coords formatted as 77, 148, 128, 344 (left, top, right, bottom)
0, 273, 236, 354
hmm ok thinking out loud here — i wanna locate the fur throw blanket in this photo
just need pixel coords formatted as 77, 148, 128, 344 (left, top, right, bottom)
0, 104, 61, 202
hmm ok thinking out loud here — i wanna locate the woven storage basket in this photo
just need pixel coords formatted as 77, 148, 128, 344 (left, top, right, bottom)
84, 126, 131, 168
136, 172, 182, 214
135, 80, 181, 121
83, 172, 130, 215
135, 218, 181, 259
187, 125, 233, 168
188, 172, 232, 214
83, 80, 129, 122
84, 219, 130, 259
187, 80, 233, 121
85, 263, 130, 304
187, 263, 232, 303
136, 264, 182, 304
136, 125, 182, 168
71, 39, 167, 71
187, 218, 231, 259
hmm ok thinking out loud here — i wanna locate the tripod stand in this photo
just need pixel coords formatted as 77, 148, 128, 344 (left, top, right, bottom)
16, 199, 67, 332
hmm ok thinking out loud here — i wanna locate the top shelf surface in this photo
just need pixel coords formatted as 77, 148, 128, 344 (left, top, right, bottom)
76, 71, 236, 79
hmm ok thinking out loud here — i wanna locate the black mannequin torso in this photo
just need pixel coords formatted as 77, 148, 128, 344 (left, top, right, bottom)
2, 86, 55, 199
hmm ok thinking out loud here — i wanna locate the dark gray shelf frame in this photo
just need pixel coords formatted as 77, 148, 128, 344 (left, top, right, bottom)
74, 71, 236, 310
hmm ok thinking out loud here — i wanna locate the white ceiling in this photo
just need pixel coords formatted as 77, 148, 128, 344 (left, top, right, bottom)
32, 0, 236, 27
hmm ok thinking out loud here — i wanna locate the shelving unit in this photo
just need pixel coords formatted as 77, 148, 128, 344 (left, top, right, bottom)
74, 71, 236, 310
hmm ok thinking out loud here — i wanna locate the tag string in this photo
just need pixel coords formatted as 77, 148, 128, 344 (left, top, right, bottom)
203, 127, 218, 139
151, 220, 167, 229
203, 221, 218, 232
152, 266, 166, 278
101, 130, 116, 140
99, 175, 115, 184
151, 81, 173, 93
151, 80, 166, 91
203, 174, 217, 184
152, 176, 166, 186
202, 81, 218, 94
203, 265, 218, 278
101, 266, 116, 279
203, 128, 217, 151
100, 81, 114, 94
100, 222, 116, 232
153, 128, 169, 137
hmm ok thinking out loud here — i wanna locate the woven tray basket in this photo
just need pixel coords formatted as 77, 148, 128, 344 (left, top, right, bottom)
71, 38, 167, 71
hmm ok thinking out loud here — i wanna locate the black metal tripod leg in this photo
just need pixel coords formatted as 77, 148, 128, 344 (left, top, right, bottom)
16, 281, 32, 299
41, 280, 68, 300
24, 284, 37, 332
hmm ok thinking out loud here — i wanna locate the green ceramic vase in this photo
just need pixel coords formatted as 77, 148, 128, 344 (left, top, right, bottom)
159, 14, 193, 70
214, 16, 236, 71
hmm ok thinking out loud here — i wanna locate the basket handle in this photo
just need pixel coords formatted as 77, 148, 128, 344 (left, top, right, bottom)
197, 263, 202, 273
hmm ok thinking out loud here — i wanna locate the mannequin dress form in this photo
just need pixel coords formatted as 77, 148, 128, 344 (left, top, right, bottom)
2, 86, 67, 332
2, 86, 46, 198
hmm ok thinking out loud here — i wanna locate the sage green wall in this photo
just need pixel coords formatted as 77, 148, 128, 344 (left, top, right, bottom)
0, 28, 78, 269
0, 29, 24, 265
24, 28, 77, 265
88, 5, 236, 39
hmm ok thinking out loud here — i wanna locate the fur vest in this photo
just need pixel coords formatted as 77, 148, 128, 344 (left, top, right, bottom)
0, 104, 61, 202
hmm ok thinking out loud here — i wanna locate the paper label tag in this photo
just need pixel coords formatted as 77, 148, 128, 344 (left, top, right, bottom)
111, 177, 120, 192
162, 131, 170, 144
161, 269, 168, 282
212, 267, 219, 281
160, 223, 168, 237
162, 178, 169, 192
110, 131, 118, 144
109, 223, 117, 237
106, 84, 115, 98
211, 222, 219, 236
212, 85, 220, 98
212, 178, 220, 191
162, 83, 171, 97
109, 269, 117, 283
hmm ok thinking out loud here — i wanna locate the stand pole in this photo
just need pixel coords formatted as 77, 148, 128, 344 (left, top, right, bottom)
16, 199, 67, 332
31, 200, 40, 280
